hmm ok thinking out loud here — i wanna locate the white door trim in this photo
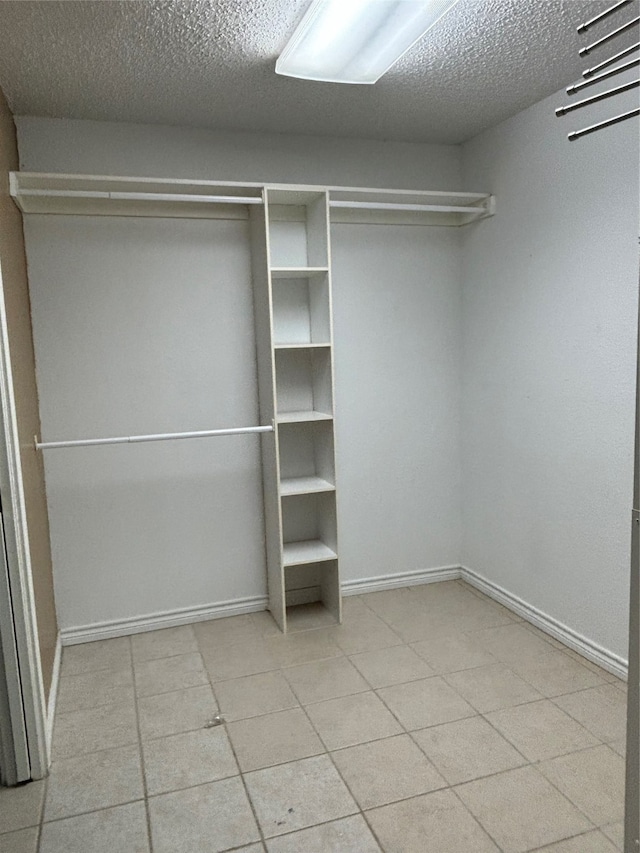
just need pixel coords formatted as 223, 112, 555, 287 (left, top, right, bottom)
0, 253, 48, 780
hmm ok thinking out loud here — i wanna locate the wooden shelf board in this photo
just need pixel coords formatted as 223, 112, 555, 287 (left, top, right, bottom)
283, 539, 337, 567
274, 342, 331, 350
270, 267, 329, 279
280, 476, 335, 497
277, 411, 333, 424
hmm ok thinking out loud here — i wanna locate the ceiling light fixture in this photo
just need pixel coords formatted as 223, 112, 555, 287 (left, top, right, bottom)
276, 0, 461, 85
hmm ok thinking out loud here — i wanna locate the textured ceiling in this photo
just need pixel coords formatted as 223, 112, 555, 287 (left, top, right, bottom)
0, 0, 632, 144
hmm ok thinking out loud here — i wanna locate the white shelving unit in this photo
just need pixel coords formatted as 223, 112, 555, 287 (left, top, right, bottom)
251, 188, 341, 631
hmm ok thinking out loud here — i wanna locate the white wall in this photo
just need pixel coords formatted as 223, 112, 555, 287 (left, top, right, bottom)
16, 117, 461, 191
461, 86, 639, 660
19, 118, 464, 631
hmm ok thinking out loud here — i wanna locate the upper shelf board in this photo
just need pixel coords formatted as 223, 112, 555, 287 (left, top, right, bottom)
10, 172, 495, 227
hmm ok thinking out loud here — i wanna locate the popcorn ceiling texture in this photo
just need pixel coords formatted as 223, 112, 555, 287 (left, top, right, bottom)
0, 0, 631, 143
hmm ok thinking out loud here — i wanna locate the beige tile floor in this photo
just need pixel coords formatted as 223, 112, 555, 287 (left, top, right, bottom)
0, 580, 628, 852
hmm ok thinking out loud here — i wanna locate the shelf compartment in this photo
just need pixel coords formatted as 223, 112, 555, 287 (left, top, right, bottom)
283, 540, 337, 566
280, 476, 335, 496
272, 274, 330, 345
278, 420, 335, 483
267, 190, 329, 268
275, 348, 333, 420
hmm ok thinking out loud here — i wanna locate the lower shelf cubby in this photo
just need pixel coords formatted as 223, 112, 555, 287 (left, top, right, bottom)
284, 560, 341, 627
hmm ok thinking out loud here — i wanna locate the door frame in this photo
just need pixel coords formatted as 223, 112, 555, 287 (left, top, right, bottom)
0, 252, 48, 782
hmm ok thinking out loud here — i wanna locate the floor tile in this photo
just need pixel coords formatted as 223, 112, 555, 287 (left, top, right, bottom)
444, 663, 542, 712
56, 667, 134, 713
252, 610, 283, 637
215, 670, 299, 722
142, 727, 238, 795
131, 625, 198, 662
340, 595, 372, 618
411, 633, 497, 674
52, 700, 138, 759
538, 745, 625, 826
265, 629, 342, 668
349, 644, 434, 688
244, 754, 358, 838
283, 656, 368, 704
0, 827, 39, 853
610, 737, 626, 757
304, 691, 402, 749
0, 779, 45, 833
134, 652, 208, 697
194, 613, 261, 648
61, 637, 131, 676
469, 623, 558, 665
44, 744, 143, 821
535, 830, 619, 851
227, 707, 324, 771
265, 815, 381, 852
329, 612, 404, 654
202, 638, 279, 681
377, 676, 475, 730
331, 734, 445, 809
486, 699, 600, 761
148, 776, 260, 853
455, 765, 592, 852
39, 802, 149, 853
137, 684, 217, 740
509, 648, 606, 697
554, 685, 627, 742
601, 822, 623, 850
365, 789, 500, 853
412, 715, 525, 784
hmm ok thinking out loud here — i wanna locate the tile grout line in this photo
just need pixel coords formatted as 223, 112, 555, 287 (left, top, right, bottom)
128, 635, 157, 853
204, 656, 269, 851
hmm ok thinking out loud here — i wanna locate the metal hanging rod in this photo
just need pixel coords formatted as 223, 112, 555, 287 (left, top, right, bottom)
19, 189, 264, 206
556, 78, 639, 116
577, 0, 634, 34
568, 106, 640, 140
329, 200, 486, 214
568, 57, 640, 93
584, 41, 640, 76
35, 424, 274, 451
579, 16, 640, 57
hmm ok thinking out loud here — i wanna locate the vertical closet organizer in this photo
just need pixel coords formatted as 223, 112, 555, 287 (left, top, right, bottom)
10, 172, 494, 634
252, 189, 339, 632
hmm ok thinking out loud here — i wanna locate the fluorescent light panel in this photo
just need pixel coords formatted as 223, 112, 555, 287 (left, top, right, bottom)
276, 0, 461, 84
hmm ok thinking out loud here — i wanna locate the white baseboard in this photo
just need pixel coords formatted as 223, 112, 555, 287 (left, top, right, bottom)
46, 632, 62, 760
342, 565, 461, 595
58, 564, 627, 682
60, 594, 269, 645
461, 566, 627, 680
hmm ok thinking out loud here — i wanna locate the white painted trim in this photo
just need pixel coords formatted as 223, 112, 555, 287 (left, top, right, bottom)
0, 254, 48, 779
342, 565, 462, 595
461, 565, 627, 680
60, 595, 269, 645
45, 633, 61, 761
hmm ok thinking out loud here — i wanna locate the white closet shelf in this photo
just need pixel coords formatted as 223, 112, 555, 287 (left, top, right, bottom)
10, 173, 495, 227
270, 267, 329, 278
274, 342, 331, 350
277, 411, 333, 423
280, 476, 335, 496
283, 540, 338, 567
